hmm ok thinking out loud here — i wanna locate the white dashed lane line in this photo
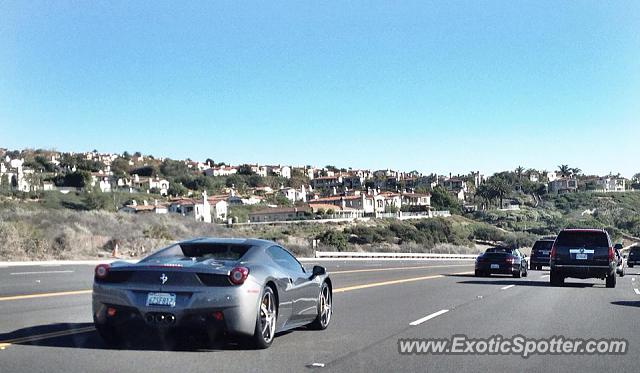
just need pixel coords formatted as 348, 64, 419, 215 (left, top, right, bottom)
409, 309, 449, 326
9, 270, 74, 275
501, 284, 516, 290
634, 288, 640, 295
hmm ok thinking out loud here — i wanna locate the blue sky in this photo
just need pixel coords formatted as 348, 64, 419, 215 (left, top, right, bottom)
1, 1, 639, 176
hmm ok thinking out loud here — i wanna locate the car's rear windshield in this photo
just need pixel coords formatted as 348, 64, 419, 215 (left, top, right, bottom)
630, 247, 640, 254
180, 243, 251, 260
556, 231, 609, 248
145, 243, 252, 261
532, 241, 553, 250
486, 248, 510, 253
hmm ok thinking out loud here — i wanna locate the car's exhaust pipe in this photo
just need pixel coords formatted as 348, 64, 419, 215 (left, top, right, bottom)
146, 313, 176, 325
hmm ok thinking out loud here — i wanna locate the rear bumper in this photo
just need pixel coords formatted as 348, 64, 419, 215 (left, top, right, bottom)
529, 257, 550, 266
92, 280, 261, 337
550, 264, 615, 279
475, 263, 519, 274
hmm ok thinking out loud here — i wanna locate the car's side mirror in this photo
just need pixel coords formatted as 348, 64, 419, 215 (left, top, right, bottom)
311, 265, 326, 278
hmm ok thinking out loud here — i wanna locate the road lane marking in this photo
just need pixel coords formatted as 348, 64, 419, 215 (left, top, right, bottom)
409, 309, 449, 326
0, 290, 92, 302
634, 289, 640, 295
330, 264, 473, 275
10, 270, 74, 275
333, 271, 473, 293
501, 285, 515, 290
0, 326, 96, 345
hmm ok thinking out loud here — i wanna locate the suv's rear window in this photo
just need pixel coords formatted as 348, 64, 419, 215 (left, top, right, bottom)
532, 241, 553, 250
556, 231, 609, 248
630, 247, 640, 254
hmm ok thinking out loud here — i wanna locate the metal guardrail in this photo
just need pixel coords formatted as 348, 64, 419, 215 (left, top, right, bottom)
314, 251, 478, 260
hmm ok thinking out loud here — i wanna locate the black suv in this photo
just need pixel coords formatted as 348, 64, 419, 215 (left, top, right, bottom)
627, 246, 640, 268
549, 229, 617, 288
529, 238, 555, 270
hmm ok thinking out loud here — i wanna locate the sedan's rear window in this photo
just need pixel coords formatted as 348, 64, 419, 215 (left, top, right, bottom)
556, 231, 609, 248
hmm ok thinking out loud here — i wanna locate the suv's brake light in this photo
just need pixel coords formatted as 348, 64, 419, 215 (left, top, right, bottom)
608, 247, 614, 261
550, 244, 557, 259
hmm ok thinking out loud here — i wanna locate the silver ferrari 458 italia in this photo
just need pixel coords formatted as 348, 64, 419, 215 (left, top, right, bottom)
92, 238, 332, 349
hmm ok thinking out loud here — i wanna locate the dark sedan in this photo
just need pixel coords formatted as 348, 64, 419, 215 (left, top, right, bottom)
475, 247, 528, 278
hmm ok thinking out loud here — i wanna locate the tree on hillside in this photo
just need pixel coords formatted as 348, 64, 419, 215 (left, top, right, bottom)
571, 167, 582, 177
558, 165, 572, 178
487, 176, 512, 209
237, 164, 255, 176
160, 159, 190, 178
110, 158, 131, 178
431, 186, 461, 213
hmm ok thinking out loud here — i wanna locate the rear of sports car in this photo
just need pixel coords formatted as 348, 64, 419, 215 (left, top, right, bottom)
92, 242, 263, 343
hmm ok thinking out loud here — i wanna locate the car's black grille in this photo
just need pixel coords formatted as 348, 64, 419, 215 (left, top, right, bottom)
196, 273, 232, 287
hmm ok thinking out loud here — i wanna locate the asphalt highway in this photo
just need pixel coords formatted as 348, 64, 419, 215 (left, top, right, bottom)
1, 260, 638, 372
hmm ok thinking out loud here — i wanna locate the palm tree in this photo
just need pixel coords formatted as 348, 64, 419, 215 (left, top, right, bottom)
571, 167, 582, 177
515, 166, 525, 191
558, 165, 572, 178
488, 176, 512, 209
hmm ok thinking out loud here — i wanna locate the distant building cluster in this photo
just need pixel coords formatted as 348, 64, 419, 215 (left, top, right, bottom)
0, 148, 636, 224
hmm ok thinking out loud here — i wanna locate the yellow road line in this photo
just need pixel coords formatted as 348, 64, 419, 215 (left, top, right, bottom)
0, 326, 96, 346
0, 290, 92, 302
330, 264, 473, 275
334, 271, 473, 293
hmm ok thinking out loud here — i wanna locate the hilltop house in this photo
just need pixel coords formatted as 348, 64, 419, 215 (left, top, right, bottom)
595, 177, 626, 192
248, 206, 312, 223
168, 192, 228, 223
548, 178, 578, 194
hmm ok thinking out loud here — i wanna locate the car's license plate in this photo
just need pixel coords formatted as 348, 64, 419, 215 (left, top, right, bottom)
491, 264, 499, 269
576, 253, 588, 260
146, 292, 176, 307
542, 251, 549, 255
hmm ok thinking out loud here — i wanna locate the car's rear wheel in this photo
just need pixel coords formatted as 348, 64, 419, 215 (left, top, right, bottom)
513, 266, 522, 278
250, 286, 277, 349
550, 271, 564, 286
606, 273, 617, 288
94, 321, 121, 346
309, 282, 332, 330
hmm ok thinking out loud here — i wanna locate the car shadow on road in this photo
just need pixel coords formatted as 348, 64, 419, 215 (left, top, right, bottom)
0, 322, 297, 352
611, 300, 640, 308
444, 274, 597, 288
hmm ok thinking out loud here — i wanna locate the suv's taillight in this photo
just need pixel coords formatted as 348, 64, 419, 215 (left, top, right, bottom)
608, 247, 614, 261
550, 244, 557, 259
95, 264, 110, 280
505, 256, 514, 264
229, 267, 249, 285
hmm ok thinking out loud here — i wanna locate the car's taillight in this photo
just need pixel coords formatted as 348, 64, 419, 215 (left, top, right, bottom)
550, 244, 557, 259
608, 247, 614, 261
505, 256, 514, 264
95, 264, 110, 280
229, 267, 249, 285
